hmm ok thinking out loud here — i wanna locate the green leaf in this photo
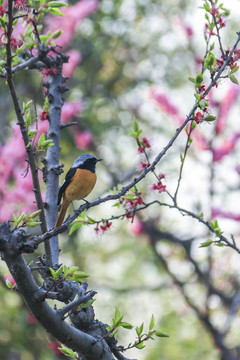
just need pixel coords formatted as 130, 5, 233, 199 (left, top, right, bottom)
26, 221, 41, 227
25, 111, 32, 127
23, 100, 33, 111
69, 221, 83, 235
203, 114, 216, 122
50, 267, 56, 279
136, 341, 145, 349
230, 74, 239, 85
199, 99, 209, 110
206, 52, 216, 68
199, 239, 213, 248
63, 265, 69, 275
136, 323, 144, 336
48, 1, 67, 7
154, 329, 169, 338
48, 7, 65, 16
86, 215, 96, 224
68, 266, 79, 274
188, 77, 196, 84
52, 29, 63, 39
41, 140, 54, 148
55, 265, 64, 279
71, 271, 89, 279
195, 72, 203, 84
194, 93, 201, 101
204, 2, 211, 11
44, 96, 49, 112
18, 212, 26, 224
230, 66, 239, 75
149, 314, 155, 330
28, 129, 38, 139
120, 322, 134, 329
58, 345, 76, 358
215, 241, 226, 247
38, 133, 46, 146
12, 213, 18, 223
114, 307, 121, 320
6, 279, 13, 289
30, 209, 41, 218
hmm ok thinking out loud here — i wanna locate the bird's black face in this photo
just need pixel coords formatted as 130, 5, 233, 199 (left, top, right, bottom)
81, 157, 102, 173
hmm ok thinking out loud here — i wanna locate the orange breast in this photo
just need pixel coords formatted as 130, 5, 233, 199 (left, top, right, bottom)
64, 169, 97, 202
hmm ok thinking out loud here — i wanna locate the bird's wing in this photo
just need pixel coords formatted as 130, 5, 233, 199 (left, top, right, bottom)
57, 167, 77, 205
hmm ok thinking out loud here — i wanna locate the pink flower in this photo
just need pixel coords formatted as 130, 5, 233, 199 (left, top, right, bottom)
44, 0, 99, 48
209, 6, 219, 16
34, 120, 49, 143
61, 101, 82, 123
149, 88, 179, 116
27, 313, 37, 324
142, 137, 150, 148
216, 85, 239, 134
47, 341, 62, 356
128, 218, 144, 235
194, 112, 204, 124
151, 181, 166, 193
74, 130, 93, 149
212, 133, 240, 162
212, 208, 240, 221
63, 50, 81, 78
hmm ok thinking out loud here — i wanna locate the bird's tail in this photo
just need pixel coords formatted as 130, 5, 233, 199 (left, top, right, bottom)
55, 199, 71, 227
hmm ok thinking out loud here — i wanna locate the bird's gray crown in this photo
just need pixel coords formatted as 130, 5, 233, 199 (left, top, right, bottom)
72, 153, 96, 168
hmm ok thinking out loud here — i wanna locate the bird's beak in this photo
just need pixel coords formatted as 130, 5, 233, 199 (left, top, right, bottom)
96, 158, 103, 162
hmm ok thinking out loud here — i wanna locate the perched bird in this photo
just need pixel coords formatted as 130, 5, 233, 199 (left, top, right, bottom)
55, 153, 102, 227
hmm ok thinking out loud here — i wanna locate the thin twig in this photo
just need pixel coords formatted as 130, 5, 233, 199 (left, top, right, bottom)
57, 291, 97, 319
5, 0, 51, 263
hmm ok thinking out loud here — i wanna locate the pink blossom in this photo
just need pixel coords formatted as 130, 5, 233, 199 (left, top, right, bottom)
149, 87, 209, 151
235, 166, 240, 175
176, 18, 193, 38
128, 217, 144, 235
61, 101, 82, 123
212, 133, 240, 162
212, 208, 240, 221
149, 88, 179, 116
47, 341, 62, 356
45, 0, 99, 48
63, 50, 81, 78
74, 130, 93, 149
27, 313, 37, 324
34, 120, 49, 143
216, 85, 239, 134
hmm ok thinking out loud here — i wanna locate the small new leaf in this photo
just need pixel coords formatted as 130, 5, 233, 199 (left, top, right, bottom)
50, 267, 56, 279
120, 322, 134, 329
48, 1, 67, 7
199, 239, 213, 248
69, 221, 83, 235
230, 74, 239, 85
149, 314, 155, 330
136, 323, 144, 337
58, 345, 76, 358
203, 114, 216, 122
188, 77, 196, 84
136, 341, 145, 349
154, 329, 169, 338
195, 72, 203, 84
6, 279, 13, 289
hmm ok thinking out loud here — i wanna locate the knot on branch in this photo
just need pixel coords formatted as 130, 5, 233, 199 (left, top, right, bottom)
70, 305, 95, 330
0, 222, 36, 255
